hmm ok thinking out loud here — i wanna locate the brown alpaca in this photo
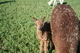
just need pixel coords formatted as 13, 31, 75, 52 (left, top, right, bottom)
50, 4, 79, 53
33, 17, 52, 53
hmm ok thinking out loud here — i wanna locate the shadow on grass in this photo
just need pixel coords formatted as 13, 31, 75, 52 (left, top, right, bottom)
0, 0, 16, 4
51, 2, 67, 6
77, 41, 80, 53
57, 2, 67, 5
48, 43, 55, 53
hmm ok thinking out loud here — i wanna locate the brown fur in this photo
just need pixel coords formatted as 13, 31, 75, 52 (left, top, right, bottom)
33, 17, 52, 53
50, 4, 79, 53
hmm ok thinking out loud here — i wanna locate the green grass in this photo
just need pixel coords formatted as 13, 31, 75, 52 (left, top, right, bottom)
0, 0, 80, 53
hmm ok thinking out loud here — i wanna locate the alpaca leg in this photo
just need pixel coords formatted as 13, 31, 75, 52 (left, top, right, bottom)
48, 0, 54, 6
59, 0, 64, 4
62, 0, 64, 4
53, 0, 57, 7
59, 0, 61, 4
39, 40, 43, 53
44, 41, 48, 53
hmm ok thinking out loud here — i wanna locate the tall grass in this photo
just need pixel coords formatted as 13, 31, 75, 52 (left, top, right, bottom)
0, 0, 80, 53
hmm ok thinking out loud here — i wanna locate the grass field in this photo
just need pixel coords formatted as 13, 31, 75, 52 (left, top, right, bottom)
0, 0, 80, 53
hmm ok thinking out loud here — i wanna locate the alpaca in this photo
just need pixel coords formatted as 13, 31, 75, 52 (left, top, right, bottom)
50, 4, 79, 53
33, 17, 52, 53
48, 0, 64, 7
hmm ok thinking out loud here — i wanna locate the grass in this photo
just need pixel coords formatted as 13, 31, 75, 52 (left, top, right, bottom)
0, 0, 80, 53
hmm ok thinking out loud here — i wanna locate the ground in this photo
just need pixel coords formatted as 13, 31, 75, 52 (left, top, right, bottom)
0, 0, 80, 53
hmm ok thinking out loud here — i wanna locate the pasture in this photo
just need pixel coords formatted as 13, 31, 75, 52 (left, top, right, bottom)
0, 0, 80, 53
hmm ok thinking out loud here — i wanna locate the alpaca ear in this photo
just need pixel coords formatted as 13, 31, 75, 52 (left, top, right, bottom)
42, 17, 46, 22
33, 17, 37, 21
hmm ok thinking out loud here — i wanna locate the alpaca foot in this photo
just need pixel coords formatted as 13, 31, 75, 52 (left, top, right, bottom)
48, 2, 51, 6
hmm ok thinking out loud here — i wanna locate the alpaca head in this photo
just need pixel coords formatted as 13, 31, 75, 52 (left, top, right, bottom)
33, 17, 46, 30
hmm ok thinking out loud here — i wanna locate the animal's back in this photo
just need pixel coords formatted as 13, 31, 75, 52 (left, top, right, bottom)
50, 4, 79, 53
